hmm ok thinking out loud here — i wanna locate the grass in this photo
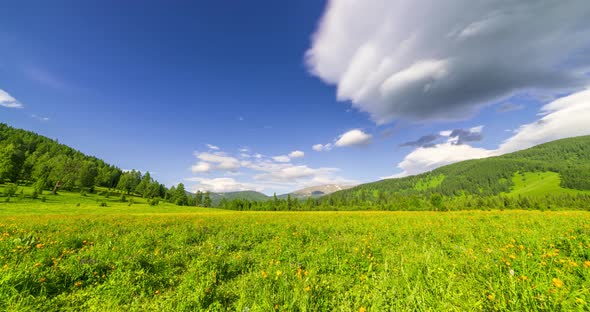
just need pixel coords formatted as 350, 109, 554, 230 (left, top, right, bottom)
1, 187, 590, 310
508, 172, 590, 197
0, 185, 218, 216
414, 174, 445, 191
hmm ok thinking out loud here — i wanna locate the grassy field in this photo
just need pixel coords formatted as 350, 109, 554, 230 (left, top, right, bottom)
1, 188, 590, 311
509, 172, 590, 197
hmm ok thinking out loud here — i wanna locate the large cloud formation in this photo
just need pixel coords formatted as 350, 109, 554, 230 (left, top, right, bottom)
307, 0, 590, 123
387, 88, 590, 178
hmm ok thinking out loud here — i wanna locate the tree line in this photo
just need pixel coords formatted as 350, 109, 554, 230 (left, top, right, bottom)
217, 192, 590, 211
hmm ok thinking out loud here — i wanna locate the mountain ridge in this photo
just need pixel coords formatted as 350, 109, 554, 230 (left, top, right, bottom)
325, 135, 590, 206
278, 184, 356, 199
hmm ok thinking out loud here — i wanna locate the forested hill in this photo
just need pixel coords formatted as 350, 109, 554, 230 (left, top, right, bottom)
209, 191, 270, 206
325, 136, 590, 206
0, 123, 123, 191
0, 123, 182, 202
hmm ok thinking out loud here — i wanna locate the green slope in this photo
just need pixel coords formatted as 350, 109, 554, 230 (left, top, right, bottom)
508, 172, 590, 197
328, 136, 590, 203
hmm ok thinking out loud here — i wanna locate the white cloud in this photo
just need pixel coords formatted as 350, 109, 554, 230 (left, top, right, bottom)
191, 161, 212, 173
0, 89, 24, 109
312, 143, 332, 152
315, 129, 373, 151
272, 155, 291, 163
385, 142, 492, 179
254, 164, 338, 183
439, 130, 452, 137
187, 177, 264, 193
387, 88, 590, 178
335, 129, 372, 147
189, 146, 357, 194
206, 144, 220, 150
497, 88, 590, 154
306, 0, 590, 123
194, 152, 241, 172
289, 150, 305, 158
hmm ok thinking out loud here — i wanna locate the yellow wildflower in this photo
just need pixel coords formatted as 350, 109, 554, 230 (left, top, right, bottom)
552, 278, 563, 288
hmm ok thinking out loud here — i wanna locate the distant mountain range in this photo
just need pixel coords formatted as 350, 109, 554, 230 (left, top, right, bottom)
195, 184, 356, 206
278, 184, 356, 199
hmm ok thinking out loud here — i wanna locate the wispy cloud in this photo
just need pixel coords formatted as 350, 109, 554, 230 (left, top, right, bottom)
497, 102, 525, 113
31, 114, 50, 122
23, 66, 69, 90
206, 144, 220, 150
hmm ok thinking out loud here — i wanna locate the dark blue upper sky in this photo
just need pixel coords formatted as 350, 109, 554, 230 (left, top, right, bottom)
1, 1, 588, 194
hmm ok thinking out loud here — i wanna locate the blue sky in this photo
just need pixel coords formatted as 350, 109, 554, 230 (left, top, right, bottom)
1, 1, 589, 194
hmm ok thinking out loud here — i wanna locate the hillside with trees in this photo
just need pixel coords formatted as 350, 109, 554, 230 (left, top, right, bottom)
216, 136, 590, 211
0, 123, 207, 206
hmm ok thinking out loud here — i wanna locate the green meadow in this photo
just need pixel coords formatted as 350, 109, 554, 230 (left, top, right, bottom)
509, 172, 590, 197
1, 189, 590, 311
